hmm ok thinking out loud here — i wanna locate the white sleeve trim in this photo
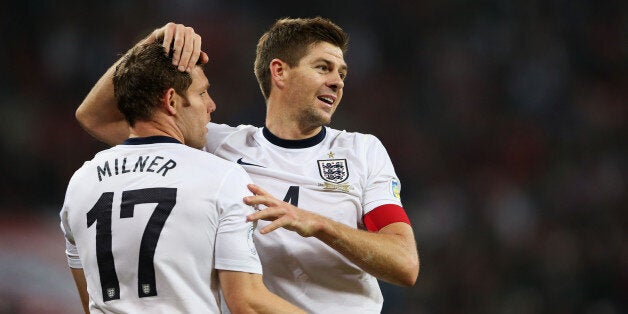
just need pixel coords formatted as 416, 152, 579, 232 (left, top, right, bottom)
65, 238, 83, 269
215, 258, 263, 275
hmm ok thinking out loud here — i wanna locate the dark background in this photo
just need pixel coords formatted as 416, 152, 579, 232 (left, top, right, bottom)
0, 1, 625, 313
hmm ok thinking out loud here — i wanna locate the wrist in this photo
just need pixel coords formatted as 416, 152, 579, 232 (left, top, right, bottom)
311, 214, 333, 238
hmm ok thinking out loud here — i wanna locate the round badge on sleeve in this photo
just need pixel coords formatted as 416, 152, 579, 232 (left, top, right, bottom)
390, 178, 401, 199
247, 222, 258, 255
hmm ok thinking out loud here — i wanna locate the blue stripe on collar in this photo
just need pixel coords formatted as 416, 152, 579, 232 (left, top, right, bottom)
122, 136, 182, 145
262, 127, 326, 148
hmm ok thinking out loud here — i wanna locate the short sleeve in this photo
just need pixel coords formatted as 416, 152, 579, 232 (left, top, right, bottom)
214, 166, 263, 274
362, 136, 403, 214
60, 198, 83, 268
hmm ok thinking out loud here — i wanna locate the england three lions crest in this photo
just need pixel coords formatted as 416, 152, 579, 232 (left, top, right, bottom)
317, 159, 349, 183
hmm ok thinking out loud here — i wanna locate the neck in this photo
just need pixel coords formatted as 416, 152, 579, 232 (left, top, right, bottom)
130, 118, 184, 143
265, 98, 322, 140
264, 119, 323, 140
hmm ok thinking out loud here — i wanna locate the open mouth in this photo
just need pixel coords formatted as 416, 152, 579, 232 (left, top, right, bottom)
317, 96, 335, 105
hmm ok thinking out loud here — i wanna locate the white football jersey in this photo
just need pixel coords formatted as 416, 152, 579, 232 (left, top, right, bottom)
205, 124, 404, 314
60, 136, 261, 314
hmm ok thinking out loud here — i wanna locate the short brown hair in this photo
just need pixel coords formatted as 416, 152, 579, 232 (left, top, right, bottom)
113, 40, 196, 126
254, 17, 348, 100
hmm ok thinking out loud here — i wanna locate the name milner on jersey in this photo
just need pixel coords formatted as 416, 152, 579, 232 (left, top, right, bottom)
95, 155, 177, 182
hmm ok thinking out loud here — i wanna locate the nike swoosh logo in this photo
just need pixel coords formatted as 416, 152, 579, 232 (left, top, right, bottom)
237, 158, 264, 168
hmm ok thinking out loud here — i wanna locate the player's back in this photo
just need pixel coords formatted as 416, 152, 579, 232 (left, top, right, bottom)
60, 136, 255, 313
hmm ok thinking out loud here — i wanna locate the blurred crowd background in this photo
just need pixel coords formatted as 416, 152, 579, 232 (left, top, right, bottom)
0, 0, 625, 313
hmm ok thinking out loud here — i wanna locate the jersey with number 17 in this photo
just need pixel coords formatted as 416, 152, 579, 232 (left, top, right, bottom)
59, 136, 261, 313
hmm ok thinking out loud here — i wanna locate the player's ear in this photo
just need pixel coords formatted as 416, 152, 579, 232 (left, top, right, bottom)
162, 88, 178, 115
269, 59, 287, 89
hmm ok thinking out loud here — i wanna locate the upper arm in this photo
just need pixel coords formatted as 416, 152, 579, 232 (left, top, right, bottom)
70, 268, 90, 314
362, 135, 404, 212
218, 270, 266, 303
218, 270, 305, 313
218, 271, 275, 313
74, 60, 130, 146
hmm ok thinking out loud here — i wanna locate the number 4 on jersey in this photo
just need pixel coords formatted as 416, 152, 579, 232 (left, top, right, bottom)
283, 186, 300, 206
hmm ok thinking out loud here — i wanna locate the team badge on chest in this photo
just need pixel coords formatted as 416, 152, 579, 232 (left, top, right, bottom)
317, 159, 349, 183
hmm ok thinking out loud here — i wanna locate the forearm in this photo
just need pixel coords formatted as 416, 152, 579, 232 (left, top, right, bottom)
314, 219, 419, 286
75, 57, 129, 145
244, 184, 420, 286
76, 23, 205, 145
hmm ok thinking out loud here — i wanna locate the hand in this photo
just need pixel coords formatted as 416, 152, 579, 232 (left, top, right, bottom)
145, 22, 209, 72
244, 184, 323, 237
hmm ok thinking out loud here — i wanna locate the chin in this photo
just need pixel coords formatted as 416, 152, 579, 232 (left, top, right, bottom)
321, 113, 334, 125
301, 108, 333, 127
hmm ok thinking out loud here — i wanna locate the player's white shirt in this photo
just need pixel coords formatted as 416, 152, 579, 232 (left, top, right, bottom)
205, 124, 404, 314
60, 136, 261, 314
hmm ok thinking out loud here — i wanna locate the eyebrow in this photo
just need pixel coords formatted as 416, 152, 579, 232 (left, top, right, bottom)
200, 80, 210, 91
317, 58, 348, 72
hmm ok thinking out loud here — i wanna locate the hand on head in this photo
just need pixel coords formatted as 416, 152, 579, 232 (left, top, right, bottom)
147, 22, 209, 72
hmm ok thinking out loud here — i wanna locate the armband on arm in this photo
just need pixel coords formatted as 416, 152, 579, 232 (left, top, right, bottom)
363, 204, 410, 232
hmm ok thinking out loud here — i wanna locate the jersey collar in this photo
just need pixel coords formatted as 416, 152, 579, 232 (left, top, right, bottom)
122, 136, 182, 145
262, 127, 326, 148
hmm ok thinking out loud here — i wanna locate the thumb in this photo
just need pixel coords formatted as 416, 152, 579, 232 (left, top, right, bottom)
200, 51, 209, 64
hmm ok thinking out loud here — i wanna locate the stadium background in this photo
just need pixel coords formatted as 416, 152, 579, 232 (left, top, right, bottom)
0, 1, 625, 313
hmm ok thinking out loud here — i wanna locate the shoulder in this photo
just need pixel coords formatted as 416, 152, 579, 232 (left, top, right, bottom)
65, 147, 116, 189
205, 123, 260, 153
177, 144, 231, 165
182, 146, 250, 175
162, 146, 252, 190
80, 146, 120, 170
207, 123, 259, 136
326, 127, 382, 147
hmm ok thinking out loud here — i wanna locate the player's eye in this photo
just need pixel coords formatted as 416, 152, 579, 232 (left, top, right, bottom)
316, 65, 328, 71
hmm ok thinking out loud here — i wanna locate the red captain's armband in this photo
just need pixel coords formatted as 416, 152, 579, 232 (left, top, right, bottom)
363, 204, 411, 232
